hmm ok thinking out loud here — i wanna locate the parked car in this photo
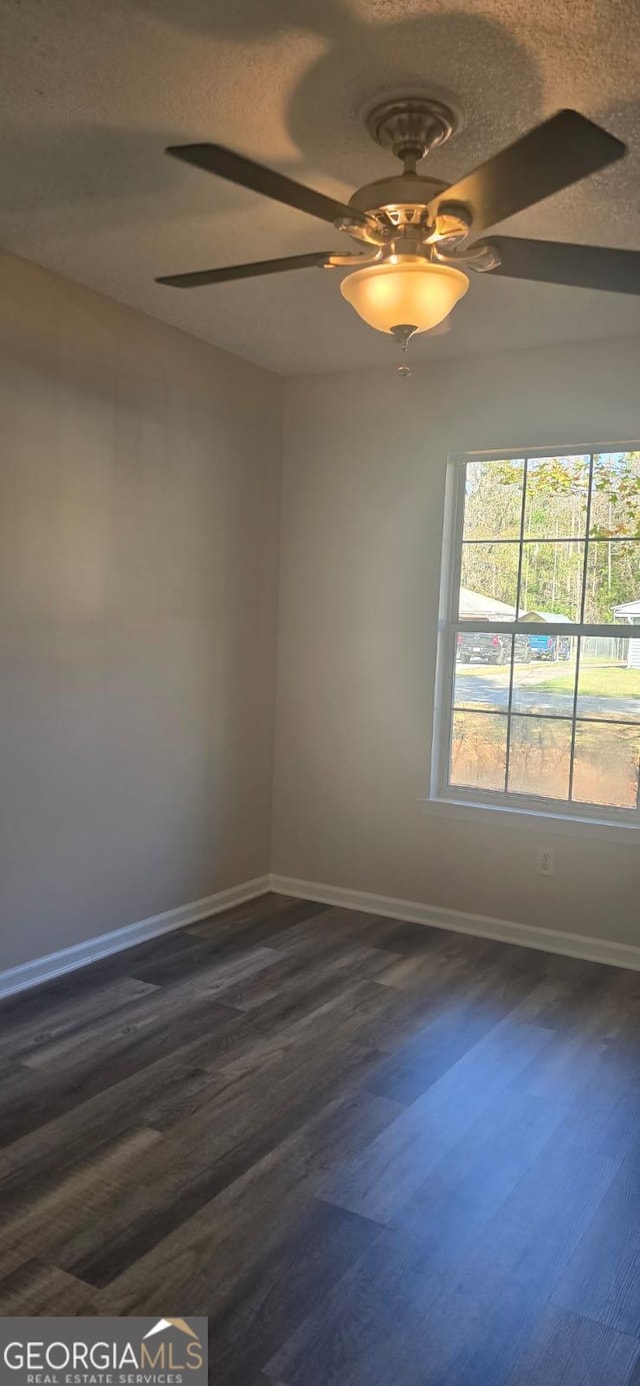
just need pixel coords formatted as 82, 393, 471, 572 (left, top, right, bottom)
456, 631, 530, 665
528, 634, 572, 661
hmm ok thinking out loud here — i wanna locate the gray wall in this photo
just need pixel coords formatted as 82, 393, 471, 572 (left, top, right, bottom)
3, 249, 638, 972
0, 253, 283, 970
273, 337, 640, 947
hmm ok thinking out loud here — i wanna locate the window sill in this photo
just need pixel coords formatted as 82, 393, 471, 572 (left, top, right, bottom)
419, 795, 640, 845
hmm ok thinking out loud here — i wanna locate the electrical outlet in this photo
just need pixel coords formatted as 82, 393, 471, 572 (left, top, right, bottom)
537, 846, 555, 877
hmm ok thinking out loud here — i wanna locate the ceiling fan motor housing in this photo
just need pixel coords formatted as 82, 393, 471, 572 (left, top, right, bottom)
339, 98, 471, 254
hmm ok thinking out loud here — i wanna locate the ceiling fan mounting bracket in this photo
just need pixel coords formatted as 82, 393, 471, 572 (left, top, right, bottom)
333, 213, 388, 245
366, 96, 459, 171
433, 203, 472, 245
324, 250, 384, 269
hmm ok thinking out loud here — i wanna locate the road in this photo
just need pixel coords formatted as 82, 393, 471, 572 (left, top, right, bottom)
455, 663, 640, 720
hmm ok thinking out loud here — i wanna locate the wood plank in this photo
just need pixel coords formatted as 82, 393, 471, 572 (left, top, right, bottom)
413, 1142, 621, 1386
503, 1304, 640, 1386
552, 1155, 640, 1336
63, 1057, 380, 1289
0, 1009, 259, 1201
271, 1141, 618, 1386
99, 1145, 363, 1316
0, 1127, 163, 1257
185, 895, 330, 946
391, 1086, 568, 1250
0, 975, 159, 1063
205, 1199, 380, 1386
0, 996, 240, 1146
0, 1261, 102, 1315
322, 1018, 555, 1224
21, 945, 279, 1070
221, 942, 398, 1016
263, 1225, 435, 1386
362, 999, 519, 1104
266, 1088, 404, 1185
50, 997, 383, 1286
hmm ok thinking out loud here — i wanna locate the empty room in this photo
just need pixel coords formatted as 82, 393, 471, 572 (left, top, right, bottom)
1, 1, 640, 1382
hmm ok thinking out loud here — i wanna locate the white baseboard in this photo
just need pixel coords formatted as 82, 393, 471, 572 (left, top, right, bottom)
0, 875, 271, 1001
4, 868, 637, 1002
270, 874, 640, 973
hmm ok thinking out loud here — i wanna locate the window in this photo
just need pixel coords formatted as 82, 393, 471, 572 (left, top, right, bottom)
434, 447, 640, 825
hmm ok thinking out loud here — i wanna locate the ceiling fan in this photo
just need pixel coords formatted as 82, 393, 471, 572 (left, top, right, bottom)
156, 96, 640, 370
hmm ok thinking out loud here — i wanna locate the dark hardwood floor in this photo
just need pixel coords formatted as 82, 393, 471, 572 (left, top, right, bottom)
1, 891, 639, 1384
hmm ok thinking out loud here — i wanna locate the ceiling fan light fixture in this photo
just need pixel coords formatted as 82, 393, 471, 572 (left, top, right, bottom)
339, 257, 469, 335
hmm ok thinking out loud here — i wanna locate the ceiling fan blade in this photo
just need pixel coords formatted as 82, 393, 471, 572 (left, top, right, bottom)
166, 142, 364, 227
483, 237, 640, 295
156, 252, 333, 288
428, 110, 626, 235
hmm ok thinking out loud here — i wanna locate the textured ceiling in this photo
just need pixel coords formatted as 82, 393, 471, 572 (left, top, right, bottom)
1, 0, 640, 374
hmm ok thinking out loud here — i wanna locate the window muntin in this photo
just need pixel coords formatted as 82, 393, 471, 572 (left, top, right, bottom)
438, 449, 640, 822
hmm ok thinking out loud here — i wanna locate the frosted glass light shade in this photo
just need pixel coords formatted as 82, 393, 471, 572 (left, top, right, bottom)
340, 258, 469, 335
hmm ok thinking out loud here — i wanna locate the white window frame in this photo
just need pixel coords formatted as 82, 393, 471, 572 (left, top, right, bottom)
430, 443, 640, 831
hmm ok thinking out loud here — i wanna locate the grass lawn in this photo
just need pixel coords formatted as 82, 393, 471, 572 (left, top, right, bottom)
538, 662, 640, 699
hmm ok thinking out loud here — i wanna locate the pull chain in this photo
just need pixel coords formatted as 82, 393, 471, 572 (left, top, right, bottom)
391, 323, 417, 378
398, 337, 411, 379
